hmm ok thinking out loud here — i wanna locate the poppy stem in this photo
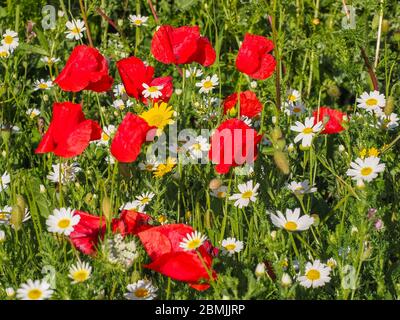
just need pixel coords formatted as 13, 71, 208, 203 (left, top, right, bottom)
79, 0, 94, 47
147, 0, 159, 24
360, 47, 379, 91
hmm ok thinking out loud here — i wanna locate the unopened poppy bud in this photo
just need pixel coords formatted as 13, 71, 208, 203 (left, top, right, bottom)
102, 196, 112, 222
10, 205, 24, 231
382, 19, 390, 34
273, 150, 290, 175
281, 273, 292, 287
384, 96, 394, 116
16, 195, 27, 213
209, 178, 222, 190
327, 84, 341, 98
271, 127, 282, 142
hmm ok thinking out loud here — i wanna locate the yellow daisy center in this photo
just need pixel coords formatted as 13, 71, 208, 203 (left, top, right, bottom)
57, 218, 71, 229
0, 51, 8, 58
140, 197, 150, 204
306, 269, 321, 281
302, 127, 313, 134
145, 164, 155, 171
217, 191, 226, 198
72, 27, 81, 34
187, 239, 201, 250
224, 243, 236, 251
72, 270, 89, 282
147, 86, 159, 93
102, 133, 110, 141
288, 94, 297, 102
158, 215, 167, 223
0, 212, 8, 220
135, 288, 149, 298
38, 83, 48, 89
361, 167, 373, 176
27, 289, 43, 300
4, 35, 13, 45
192, 143, 201, 151
242, 191, 253, 199
293, 107, 301, 113
284, 221, 298, 231
203, 80, 213, 89
366, 98, 378, 106
134, 20, 142, 25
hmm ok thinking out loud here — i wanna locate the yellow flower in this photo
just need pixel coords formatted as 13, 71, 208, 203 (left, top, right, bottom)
153, 157, 177, 178
359, 148, 367, 159
140, 102, 174, 133
368, 147, 380, 158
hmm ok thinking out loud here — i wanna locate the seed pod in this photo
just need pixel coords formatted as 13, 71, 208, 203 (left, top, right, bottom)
10, 205, 24, 231
273, 150, 290, 175
102, 196, 112, 222
16, 195, 27, 213
271, 127, 283, 143
384, 96, 395, 116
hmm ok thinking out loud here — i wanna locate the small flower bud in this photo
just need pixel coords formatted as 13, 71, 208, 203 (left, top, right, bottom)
281, 273, 292, 287
255, 262, 266, 278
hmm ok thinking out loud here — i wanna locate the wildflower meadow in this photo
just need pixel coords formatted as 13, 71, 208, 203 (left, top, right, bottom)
1, 0, 400, 303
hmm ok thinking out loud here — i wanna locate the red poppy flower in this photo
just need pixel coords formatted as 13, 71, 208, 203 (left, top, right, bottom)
236, 33, 276, 80
70, 210, 152, 255
313, 107, 347, 134
208, 118, 262, 174
138, 224, 216, 291
223, 91, 263, 118
151, 25, 216, 66
110, 113, 155, 163
35, 102, 101, 158
54, 45, 113, 92
112, 209, 153, 236
117, 56, 173, 103
69, 211, 107, 256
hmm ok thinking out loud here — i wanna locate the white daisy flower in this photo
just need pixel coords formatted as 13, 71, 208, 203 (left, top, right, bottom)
142, 83, 163, 99
105, 153, 116, 165
65, 19, 86, 40
112, 99, 133, 111
221, 237, 244, 255
185, 66, 203, 78
69, 261, 92, 284
179, 230, 207, 251
40, 56, 60, 66
290, 117, 323, 147
286, 89, 301, 104
26, 108, 40, 119
16, 279, 53, 300
287, 180, 317, 195
138, 156, 160, 171
46, 208, 80, 236
188, 135, 210, 159
125, 280, 157, 300
113, 83, 126, 97
1, 30, 19, 52
47, 162, 81, 184
0, 45, 10, 58
0, 171, 11, 192
378, 112, 399, 130
298, 260, 331, 288
33, 79, 53, 91
132, 191, 155, 212
196, 74, 219, 94
270, 208, 314, 232
97, 125, 116, 146
356, 91, 386, 113
229, 180, 259, 208
128, 14, 149, 27
346, 156, 385, 182
284, 101, 305, 117
211, 185, 228, 199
